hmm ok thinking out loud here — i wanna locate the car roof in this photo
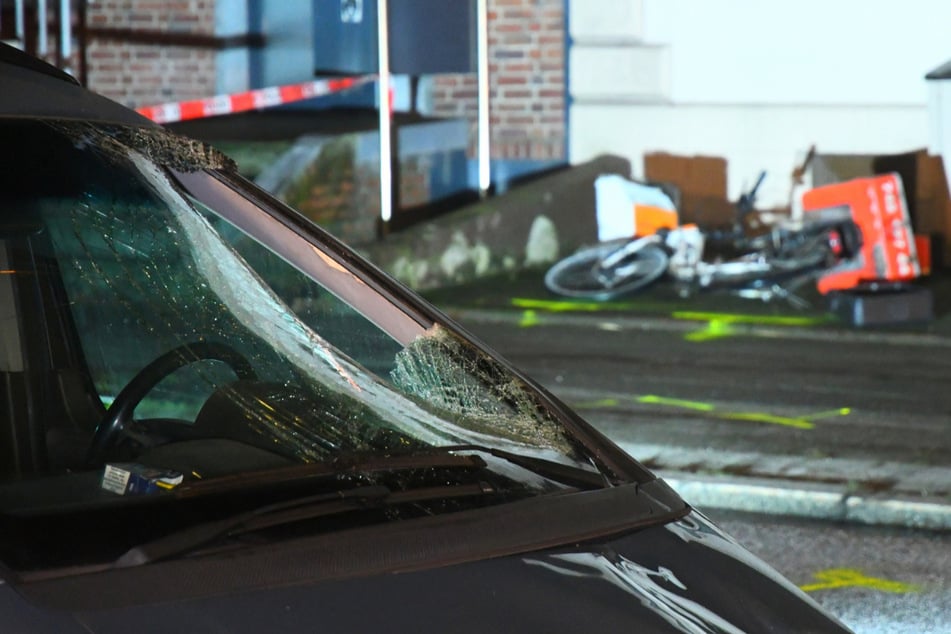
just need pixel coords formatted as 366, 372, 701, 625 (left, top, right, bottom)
0, 42, 154, 127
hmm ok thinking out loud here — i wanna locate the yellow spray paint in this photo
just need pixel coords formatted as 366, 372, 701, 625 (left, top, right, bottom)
509, 301, 830, 342
721, 411, 814, 430
519, 310, 540, 328
512, 297, 616, 313
673, 311, 831, 343
684, 319, 735, 342
592, 394, 855, 432
672, 311, 830, 328
806, 407, 852, 420
573, 398, 621, 409
636, 395, 715, 412
800, 569, 920, 594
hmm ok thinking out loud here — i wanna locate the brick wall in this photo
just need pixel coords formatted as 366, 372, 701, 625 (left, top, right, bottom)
430, 0, 566, 161
86, 0, 217, 108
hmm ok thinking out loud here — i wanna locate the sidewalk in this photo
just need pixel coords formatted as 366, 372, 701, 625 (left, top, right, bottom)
424, 271, 951, 532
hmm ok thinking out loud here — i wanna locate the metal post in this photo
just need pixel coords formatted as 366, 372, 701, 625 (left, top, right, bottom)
477, 0, 491, 196
377, 0, 393, 224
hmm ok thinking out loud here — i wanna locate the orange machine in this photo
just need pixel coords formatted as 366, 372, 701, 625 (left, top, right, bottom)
801, 173, 921, 294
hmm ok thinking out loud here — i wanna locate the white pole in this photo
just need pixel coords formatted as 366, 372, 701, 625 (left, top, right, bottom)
60, 0, 71, 71
38, 0, 49, 56
377, 0, 393, 223
477, 0, 491, 195
14, 0, 25, 43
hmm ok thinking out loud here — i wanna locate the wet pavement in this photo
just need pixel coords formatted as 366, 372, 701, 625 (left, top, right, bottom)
423, 269, 951, 530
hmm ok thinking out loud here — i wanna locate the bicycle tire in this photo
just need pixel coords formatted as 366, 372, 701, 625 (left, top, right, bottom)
544, 240, 669, 300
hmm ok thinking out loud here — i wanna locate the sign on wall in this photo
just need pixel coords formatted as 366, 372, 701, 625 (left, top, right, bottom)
341, 0, 363, 23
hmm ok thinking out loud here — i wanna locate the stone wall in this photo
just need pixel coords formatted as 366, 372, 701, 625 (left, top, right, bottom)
86, 0, 217, 108
430, 0, 566, 161
361, 155, 629, 290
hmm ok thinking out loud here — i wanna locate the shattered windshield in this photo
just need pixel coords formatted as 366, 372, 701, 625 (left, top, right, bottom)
0, 120, 602, 545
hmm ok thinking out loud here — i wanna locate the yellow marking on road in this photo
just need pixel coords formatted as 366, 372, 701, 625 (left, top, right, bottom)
674, 311, 830, 343
806, 407, 852, 420
800, 569, 920, 594
684, 319, 735, 342
632, 395, 845, 431
573, 398, 621, 409
721, 411, 815, 430
511, 297, 641, 313
636, 395, 716, 412
513, 297, 608, 312
672, 311, 830, 327
519, 309, 540, 328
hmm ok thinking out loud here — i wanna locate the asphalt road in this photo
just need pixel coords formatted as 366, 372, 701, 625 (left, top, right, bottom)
709, 510, 951, 634
453, 311, 951, 475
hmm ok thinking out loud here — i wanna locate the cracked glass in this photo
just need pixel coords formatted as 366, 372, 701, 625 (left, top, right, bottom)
0, 120, 596, 508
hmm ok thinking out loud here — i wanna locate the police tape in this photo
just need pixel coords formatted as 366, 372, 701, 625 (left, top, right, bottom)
136, 75, 374, 124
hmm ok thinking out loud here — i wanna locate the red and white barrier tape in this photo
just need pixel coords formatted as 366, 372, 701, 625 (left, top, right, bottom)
136, 75, 374, 124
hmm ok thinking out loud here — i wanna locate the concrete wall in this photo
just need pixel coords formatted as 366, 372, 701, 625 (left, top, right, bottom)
569, 0, 951, 207
362, 155, 629, 290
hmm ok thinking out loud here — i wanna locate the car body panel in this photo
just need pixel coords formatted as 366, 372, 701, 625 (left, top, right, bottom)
4, 511, 847, 633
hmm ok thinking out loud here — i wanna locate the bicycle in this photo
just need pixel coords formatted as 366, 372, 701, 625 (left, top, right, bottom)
544, 170, 861, 306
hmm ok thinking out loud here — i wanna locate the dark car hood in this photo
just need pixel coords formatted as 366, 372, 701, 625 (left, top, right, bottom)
4, 510, 849, 633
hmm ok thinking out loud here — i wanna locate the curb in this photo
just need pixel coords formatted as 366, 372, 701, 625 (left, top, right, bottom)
656, 471, 951, 532
613, 443, 951, 532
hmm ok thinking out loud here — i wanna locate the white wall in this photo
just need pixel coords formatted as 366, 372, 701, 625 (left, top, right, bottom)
641, 0, 951, 106
571, 103, 928, 206
569, 0, 951, 205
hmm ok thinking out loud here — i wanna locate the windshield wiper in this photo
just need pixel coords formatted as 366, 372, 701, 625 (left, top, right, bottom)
110, 444, 604, 568
176, 451, 488, 497
433, 444, 609, 490
115, 479, 496, 568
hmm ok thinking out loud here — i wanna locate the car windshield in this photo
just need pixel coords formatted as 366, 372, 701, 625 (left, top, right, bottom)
0, 120, 620, 572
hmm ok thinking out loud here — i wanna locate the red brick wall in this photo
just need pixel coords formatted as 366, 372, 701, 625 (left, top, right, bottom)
430, 0, 566, 161
86, 0, 217, 108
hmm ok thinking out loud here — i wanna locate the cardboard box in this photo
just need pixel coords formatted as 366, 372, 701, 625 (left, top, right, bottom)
644, 153, 735, 228
872, 150, 951, 266
102, 463, 183, 495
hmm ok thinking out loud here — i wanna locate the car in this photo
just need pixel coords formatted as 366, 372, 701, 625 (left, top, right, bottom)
0, 42, 852, 633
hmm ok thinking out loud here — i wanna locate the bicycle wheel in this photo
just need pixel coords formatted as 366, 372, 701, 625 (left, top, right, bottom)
544, 240, 669, 300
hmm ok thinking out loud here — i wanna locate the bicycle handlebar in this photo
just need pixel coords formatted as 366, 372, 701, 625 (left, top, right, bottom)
736, 170, 767, 218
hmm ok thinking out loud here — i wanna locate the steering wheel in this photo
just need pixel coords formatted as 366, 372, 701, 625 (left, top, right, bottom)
87, 341, 257, 465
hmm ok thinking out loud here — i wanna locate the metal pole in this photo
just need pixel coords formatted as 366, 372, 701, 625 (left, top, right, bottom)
377, 0, 393, 224
38, 0, 49, 56
477, 0, 491, 195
